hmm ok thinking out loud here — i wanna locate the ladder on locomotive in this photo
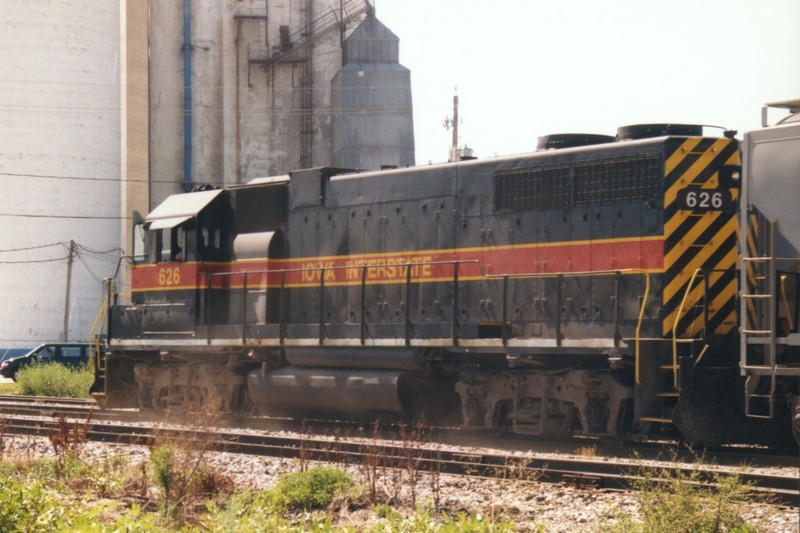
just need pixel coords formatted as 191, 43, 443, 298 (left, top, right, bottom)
739, 219, 796, 418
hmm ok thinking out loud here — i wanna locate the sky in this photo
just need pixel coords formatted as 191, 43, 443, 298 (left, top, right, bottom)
373, 0, 800, 165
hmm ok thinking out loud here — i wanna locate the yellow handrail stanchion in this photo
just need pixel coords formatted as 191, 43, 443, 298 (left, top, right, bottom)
672, 268, 704, 390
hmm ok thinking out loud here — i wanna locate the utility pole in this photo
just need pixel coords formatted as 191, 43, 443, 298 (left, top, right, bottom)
62, 240, 75, 342
451, 90, 459, 158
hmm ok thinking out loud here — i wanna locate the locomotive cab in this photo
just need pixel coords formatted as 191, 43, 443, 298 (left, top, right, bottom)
122, 188, 232, 329
141, 188, 230, 266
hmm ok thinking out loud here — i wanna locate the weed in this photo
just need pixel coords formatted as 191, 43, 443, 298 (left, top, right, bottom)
46, 412, 92, 481
494, 454, 543, 484
601, 456, 758, 533
47, 412, 92, 457
439, 510, 517, 532
0, 417, 9, 459
374, 502, 401, 521
148, 390, 232, 523
188, 464, 236, 497
362, 506, 519, 533
16, 362, 94, 398
151, 442, 179, 514
202, 491, 289, 532
398, 423, 425, 507
357, 421, 386, 505
0, 474, 114, 531
576, 444, 598, 458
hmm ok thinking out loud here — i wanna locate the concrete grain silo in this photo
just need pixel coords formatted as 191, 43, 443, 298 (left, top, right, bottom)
0, 1, 121, 348
147, 0, 413, 207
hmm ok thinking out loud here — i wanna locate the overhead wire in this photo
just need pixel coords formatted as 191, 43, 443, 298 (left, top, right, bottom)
0, 212, 133, 220
0, 242, 63, 253
0, 257, 66, 264
0, 170, 226, 186
0, 241, 123, 266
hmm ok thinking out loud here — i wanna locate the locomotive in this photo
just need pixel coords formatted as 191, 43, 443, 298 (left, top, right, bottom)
92, 102, 800, 447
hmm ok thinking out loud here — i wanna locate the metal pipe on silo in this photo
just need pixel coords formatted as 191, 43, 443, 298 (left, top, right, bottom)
183, 0, 193, 191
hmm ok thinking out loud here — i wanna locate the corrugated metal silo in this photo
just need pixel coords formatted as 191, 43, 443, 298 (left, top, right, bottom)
331, 8, 415, 170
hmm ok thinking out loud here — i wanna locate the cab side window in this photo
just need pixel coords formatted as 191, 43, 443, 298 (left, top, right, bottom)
156, 227, 185, 263
197, 212, 226, 262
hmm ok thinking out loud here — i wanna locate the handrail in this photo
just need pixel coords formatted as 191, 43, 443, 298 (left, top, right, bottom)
672, 266, 739, 389
779, 275, 794, 332
202, 263, 653, 359
487, 268, 652, 384
89, 279, 111, 373
204, 259, 479, 345
635, 271, 651, 386
672, 268, 704, 390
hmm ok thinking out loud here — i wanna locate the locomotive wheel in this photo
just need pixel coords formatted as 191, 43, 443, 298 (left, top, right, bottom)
792, 396, 800, 446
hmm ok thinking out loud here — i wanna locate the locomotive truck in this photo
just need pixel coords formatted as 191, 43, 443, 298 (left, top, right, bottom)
91, 101, 800, 446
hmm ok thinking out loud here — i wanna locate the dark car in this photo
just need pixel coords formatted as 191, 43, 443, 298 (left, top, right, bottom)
0, 343, 90, 381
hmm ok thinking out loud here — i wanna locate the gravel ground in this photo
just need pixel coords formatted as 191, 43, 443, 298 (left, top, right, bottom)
2, 431, 798, 532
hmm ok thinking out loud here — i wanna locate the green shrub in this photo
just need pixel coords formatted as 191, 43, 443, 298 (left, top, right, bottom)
271, 467, 354, 511
16, 362, 93, 398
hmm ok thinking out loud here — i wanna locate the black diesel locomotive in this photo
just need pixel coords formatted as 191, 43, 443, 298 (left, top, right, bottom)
93, 114, 800, 446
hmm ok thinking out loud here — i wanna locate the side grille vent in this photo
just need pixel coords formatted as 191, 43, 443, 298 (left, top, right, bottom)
235, 185, 288, 231
495, 154, 662, 212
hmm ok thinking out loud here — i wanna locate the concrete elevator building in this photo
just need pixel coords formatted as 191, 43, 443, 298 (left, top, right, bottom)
0, 0, 414, 349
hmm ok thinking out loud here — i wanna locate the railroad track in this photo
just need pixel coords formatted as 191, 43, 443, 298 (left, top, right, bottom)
0, 395, 796, 466
1, 396, 798, 506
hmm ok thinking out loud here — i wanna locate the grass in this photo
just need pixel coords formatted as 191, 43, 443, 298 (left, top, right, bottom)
0, 381, 18, 395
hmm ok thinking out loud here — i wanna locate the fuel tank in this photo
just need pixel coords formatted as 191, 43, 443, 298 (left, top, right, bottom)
247, 366, 458, 422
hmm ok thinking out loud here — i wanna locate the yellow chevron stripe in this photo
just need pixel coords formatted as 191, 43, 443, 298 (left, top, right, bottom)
682, 274, 738, 336
665, 138, 731, 203
664, 138, 702, 175
662, 137, 740, 338
662, 232, 738, 336
663, 210, 722, 255
664, 281, 705, 336
664, 219, 737, 303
